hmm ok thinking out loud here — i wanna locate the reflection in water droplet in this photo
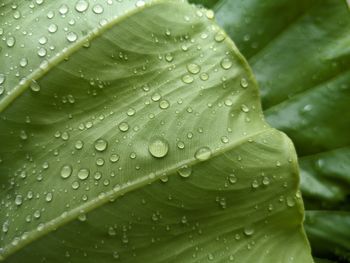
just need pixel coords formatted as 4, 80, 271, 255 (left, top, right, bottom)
67, 32, 78, 42
214, 32, 226, 42
240, 78, 249, 88
187, 63, 200, 74
92, 4, 104, 14
182, 74, 194, 84
149, 137, 169, 158
159, 100, 170, 109
194, 147, 211, 161
30, 80, 40, 92
72, 181, 80, 189
118, 122, 129, 132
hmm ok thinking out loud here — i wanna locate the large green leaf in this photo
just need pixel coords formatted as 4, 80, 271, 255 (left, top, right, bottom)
0, 0, 312, 262
201, 0, 350, 261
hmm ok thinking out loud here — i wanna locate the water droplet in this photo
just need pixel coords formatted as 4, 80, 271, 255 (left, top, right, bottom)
59, 4, 69, 15
159, 100, 170, 109
15, 195, 23, 206
221, 136, 229, 144
96, 158, 105, 166
75, 0, 89, 12
194, 147, 211, 161
45, 192, 53, 202
118, 122, 129, 132
19, 58, 28, 68
178, 165, 192, 178
148, 137, 169, 158
214, 32, 226, 42
262, 177, 270, 186
94, 139, 108, 152
127, 108, 136, 116
182, 74, 194, 84
165, 53, 173, 62
0, 74, 6, 85
228, 174, 237, 184
92, 4, 103, 14
200, 73, 209, 81
240, 78, 249, 88
177, 141, 185, 149
48, 24, 58, 33
37, 47, 47, 57
251, 180, 259, 189
72, 181, 80, 189
60, 165, 72, 179
75, 140, 84, 150
136, 0, 145, 7
77, 168, 89, 180
151, 92, 161, 102
187, 63, 200, 74
110, 154, 119, 163
244, 225, 254, 236
241, 104, 249, 113
220, 58, 232, 70
30, 80, 40, 92
6, 36, 16, 47
67, 32, 77, 42
205, 10, 214, 19
38, 36, 47, 45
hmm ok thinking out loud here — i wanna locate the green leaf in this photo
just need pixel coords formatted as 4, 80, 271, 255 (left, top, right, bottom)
305, 211, 350, 262
208, 0, 350, 261
0, 0, 312, 262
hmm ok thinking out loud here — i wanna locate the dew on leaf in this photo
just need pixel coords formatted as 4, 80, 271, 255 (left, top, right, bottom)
214, 32, 226, 42
220, 58, 232, 70
110, 154, 120, 163
60, 165, 72, 179
75, 0, 89, 12
118, 122, 129, 132
177, 165, 192, 178
94, 138, 108, 152
6, 36, 16, 47
194, 147, 211, 161
77, 168, 90, 180
67, 32, 78, 42
148, 137, 169, 158
72, 181, 80, 189
182, 74, 194, 84
159, 100, 170, 109
240, 78, 249, 88
92, 4, 104, 14
30, 80, 40, 92
187, 63, 201, 74
75, 140, 84, 150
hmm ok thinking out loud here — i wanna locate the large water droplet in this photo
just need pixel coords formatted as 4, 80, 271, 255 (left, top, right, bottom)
177, 165, 192, 178
118, 122, 129, 132
6, 36, 16, 47
67, 32, 77, 42
94, 138, 108, 152
194, 147, 211, 161
75, 0, 89, 12
148, 137, 169, 158
60, 165, 72, 179
220, 57, 233, 69
77, 168, 89, 180
92, 4, 104, 14
30, 80, 40, 92
187, 63, 200, 74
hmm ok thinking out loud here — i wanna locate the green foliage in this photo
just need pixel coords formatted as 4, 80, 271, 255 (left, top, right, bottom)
0, 0, 313, 262
191, 0, 350, 261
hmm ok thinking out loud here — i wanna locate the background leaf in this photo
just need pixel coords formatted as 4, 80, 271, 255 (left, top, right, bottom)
0, 0, 312, 262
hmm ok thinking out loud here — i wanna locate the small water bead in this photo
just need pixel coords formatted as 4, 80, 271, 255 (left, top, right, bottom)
214, 32, 226, 42
15, 195, 23, 206
96, 158, 105, 166
67, 32, 78, 42
241, 104, 250, 113
286, 197, 296, 207
148, 137, 169, 158
240, 78, 249, 88
0, 74, 6, 85
48, 24, 58, 33
200, 73, 209, 81
135, 0, 145, 7
19, 58, 28, 67
165, 53, 173, 62
38, 36, 47, 45
78, 214, 87, 222
251, 179, 259, 189
60, 165, 72, 179
182, 74, 194, 84
159, 100, 170, 109
110, 154, 119, 163
75, 140, 84, 150
37, 47, 47, 57
262, 177, 270, 186
94, 171, 102, 180
194, 147, 212, 161
187, 63, 201, 74
30, 80, 40, 92
151, 92, 161, 102
127, 108, 136, 116
94, 138, 108, 152
228, 174, 237, 184
78, 168, 89, 180
92, 4, 104, 14
45, 192, 53, 202
75, 0, 89, 12
243, 225, 255, 236
220, 58, 232, 70
130, 152, 137, 159
206, 9, 214, 19
177, 165, 192, 178
221, 136, 229, 144
6, 36, 16, 47
177, 141, 185, 149
59, 4, 69, 15
72, 181, 80, 189
118, 122, 129, 132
